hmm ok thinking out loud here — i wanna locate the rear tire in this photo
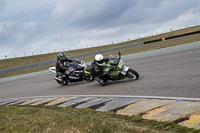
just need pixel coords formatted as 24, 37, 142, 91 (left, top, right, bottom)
127, 68, 139, 80
85, 74, 93, 82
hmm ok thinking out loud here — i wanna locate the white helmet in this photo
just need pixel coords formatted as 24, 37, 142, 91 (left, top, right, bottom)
95, 54, 104, 66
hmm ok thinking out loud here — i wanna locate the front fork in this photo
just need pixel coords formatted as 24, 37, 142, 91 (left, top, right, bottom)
120, 66, 129, 75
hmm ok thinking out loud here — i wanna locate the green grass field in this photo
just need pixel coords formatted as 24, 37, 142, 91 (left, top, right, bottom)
0, 105, 199, 133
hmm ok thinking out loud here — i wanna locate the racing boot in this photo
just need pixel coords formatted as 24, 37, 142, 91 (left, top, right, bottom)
95, 76, 106, 86
54, 72, 63, 82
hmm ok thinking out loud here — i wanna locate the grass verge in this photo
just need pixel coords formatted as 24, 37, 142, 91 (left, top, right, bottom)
0, 105, 199, 133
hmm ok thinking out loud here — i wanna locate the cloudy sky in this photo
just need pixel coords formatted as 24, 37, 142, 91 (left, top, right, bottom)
0, 0, 200, 59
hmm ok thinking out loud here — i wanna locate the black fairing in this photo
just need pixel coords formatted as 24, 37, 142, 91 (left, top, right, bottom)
85, 65, 91, 71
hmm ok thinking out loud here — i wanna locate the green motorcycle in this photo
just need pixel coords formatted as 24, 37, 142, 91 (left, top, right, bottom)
84, 51, 139, 86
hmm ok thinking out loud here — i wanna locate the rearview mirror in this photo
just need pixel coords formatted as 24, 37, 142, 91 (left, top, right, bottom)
118, 51, 121, 59
118, 51, 121, 56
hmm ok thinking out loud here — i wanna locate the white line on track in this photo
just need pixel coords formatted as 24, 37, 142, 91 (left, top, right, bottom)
1, 95, 200, 102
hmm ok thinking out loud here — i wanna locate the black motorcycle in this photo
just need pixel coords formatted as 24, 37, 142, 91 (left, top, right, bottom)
49, 59, 91, 86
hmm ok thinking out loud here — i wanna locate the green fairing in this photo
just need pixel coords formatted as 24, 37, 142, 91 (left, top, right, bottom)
102, 60, 125, 80
84, 53, 139, 86
84, 56, 127, 80
84, 66, 90, 74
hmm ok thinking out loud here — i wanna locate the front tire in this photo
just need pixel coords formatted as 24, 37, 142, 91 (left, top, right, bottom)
127, 68, 139, 80
56, 79, 68, 86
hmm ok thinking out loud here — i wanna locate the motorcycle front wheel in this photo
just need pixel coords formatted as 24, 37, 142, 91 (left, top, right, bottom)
56, 79, 68, 86
127, 68, 139, 80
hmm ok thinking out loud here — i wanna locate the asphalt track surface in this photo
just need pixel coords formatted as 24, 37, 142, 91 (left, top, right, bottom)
0, 42, 200, 99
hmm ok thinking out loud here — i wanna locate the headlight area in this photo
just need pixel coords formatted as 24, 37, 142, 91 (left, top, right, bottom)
118, 60, 124, 69
79, 62, 86, 67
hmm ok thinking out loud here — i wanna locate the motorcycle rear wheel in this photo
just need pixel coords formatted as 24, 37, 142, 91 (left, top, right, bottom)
85, 74, 93, 82
127, 68, 139, 80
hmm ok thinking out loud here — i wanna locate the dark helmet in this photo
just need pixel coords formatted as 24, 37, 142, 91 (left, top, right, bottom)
58, 52, 66, 60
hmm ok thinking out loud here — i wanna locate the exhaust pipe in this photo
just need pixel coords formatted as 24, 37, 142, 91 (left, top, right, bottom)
54, 77, 62, 82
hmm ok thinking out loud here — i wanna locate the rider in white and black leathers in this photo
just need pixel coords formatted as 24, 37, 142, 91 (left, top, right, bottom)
55, 52, 73, 80
90, 54, 114, 84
